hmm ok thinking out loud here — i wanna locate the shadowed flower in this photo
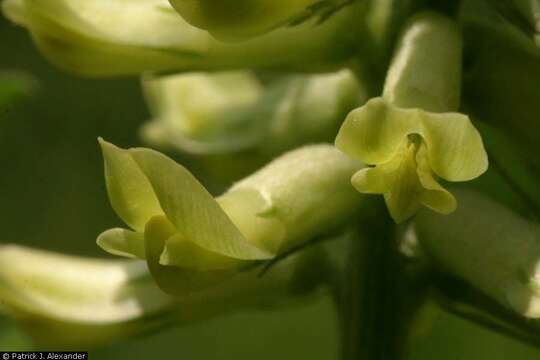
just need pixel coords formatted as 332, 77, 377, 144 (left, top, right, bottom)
141, 69, 364, 155
1, 0, 359, 76
414, 190, 540, 319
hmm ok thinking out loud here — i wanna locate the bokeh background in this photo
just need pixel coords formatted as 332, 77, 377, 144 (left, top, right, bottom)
1, 14, 539, 360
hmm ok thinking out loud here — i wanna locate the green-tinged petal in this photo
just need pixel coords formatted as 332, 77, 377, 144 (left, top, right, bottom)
97, 228, 146, 259
353, 139, 422, 222
99, 138, 163, 232
415, 143, 456, 214
414, 190, 540, 318
351, 163, 393, 194
0, 245, 175, 347
419, 111, 488, 181
336, 97, 418, 165
129, 147, 273, 260
351, 140, 455, 222
336, 97, 488, 181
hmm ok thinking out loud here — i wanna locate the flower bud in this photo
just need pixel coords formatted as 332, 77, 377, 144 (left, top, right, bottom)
336, 12, 488, 222
97, 140, 363, 294
414, 190, 540, 318
168, 0, 327, 40
141, 69, 364, 155
2, 0, 358, 76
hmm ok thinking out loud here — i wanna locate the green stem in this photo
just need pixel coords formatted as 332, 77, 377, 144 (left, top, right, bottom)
338, 214, 404, 359
337, 206, 430, 360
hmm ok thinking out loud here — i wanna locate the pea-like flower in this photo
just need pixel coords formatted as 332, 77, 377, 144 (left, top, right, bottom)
142, 69, 364, 154
0, 242, 330, 347
336, 98, 487, 223
97, 140, 363, 294
167, 0, 340, 40
1, 0, 358, 76
336, 12, 488, 222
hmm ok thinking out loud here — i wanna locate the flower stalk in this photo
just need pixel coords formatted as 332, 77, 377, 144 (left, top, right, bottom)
338, 205, 428, 360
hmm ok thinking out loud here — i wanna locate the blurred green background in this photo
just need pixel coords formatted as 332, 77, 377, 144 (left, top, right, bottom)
1, 14, 539, 360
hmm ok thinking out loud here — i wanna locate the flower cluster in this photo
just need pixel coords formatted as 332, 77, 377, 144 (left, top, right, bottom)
1, 0, 540, 353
